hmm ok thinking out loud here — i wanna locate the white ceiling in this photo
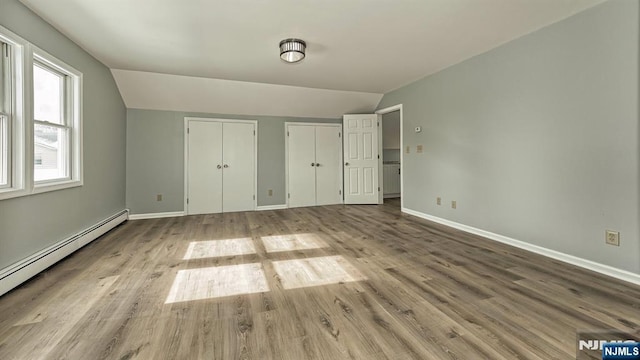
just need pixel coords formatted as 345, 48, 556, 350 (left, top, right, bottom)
20, 0, 605, 117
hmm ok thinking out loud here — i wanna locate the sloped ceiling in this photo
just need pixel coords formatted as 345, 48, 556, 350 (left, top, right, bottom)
21, 0, 606, 118
112, 70, 382, 119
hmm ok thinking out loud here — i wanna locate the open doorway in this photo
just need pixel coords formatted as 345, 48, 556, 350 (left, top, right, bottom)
376, 105, 403, 207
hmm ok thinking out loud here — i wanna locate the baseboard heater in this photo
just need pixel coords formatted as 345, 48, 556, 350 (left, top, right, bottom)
0, 209, 129, 297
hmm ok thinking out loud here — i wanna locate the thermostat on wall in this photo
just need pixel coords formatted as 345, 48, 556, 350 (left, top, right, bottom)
414, 126, 422, 133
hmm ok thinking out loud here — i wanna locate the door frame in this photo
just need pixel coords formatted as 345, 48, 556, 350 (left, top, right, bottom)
184, 117, 258, 214
375, 104, 403, 207
284, 122, 343, 208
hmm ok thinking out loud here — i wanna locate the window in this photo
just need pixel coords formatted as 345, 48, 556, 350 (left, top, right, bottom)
0, 25, 26, 200
0, 26, 82, 200
0, 41, 9, 188
32, 49, 82, 191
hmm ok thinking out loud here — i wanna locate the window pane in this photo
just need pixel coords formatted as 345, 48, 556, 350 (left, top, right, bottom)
0, 42, 7, 187
0, 115, 7, 186
33, 64, 63, 124
0, 42, 5, 114
34, 123, 68, 182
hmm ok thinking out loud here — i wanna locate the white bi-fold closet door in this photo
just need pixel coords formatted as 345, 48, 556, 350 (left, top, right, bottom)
186, 118, 256, 215
287, 123, 343, 208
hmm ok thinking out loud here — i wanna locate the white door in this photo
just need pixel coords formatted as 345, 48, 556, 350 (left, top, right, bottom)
343, 114, 379, 204
222, 122, 255, 212
288, 125, 316, 207
315, 126, 342, 206
187, 121, 223, 215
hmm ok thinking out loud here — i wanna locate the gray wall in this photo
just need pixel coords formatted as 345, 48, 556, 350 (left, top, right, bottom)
0, 0, 127, 269
126, 109, 339, 213
377, 0, 640, 274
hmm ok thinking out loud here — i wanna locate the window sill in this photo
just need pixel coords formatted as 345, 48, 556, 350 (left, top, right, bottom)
33, 179, 83, 194
0, 187, 29, 201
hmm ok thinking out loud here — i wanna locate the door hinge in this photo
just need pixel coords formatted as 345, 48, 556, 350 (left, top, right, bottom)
377, 122, 380, 127
377, 155, 380, 159
378, 187, 380, 192
253, 130, 256, 135
187, 128, 190, 134
287, 131, 290, 136
253, 195, 255, 200
288, 193, 290, 199
338, 132, 341, 138
339, 190, 342, 195
187, 198, 189, 204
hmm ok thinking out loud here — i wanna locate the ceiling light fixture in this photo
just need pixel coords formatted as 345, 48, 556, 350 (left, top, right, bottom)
279, 38, 306, 63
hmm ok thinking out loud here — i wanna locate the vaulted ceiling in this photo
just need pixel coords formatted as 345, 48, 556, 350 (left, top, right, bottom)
20, 0, 605, 117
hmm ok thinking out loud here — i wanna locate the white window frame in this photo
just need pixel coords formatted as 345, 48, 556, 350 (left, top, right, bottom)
31, 46, 83, 193
0, 25, 27, 200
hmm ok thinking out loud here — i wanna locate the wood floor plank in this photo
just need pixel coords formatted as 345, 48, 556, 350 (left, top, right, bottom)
1, 199, 639, 359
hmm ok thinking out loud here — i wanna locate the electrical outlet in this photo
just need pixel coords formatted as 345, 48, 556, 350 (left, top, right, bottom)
605, 230, 620, 246
156, 194, 163, 202
268, 189, 273, 196
437, 197, 441, 205
451, 200, 457, 209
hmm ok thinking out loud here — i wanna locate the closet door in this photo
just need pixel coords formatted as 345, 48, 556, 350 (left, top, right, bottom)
187, 121, 223, 215
315, 126, 342, 206
222, 122, 255, 212
287, 125, 316, 208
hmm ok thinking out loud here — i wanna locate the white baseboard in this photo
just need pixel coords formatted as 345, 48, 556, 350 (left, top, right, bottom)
402, 207, 640, 287
384, 194, 400, 199
0, 209, 129, 297
256, 204, 288, 211
128, 211, 185, 220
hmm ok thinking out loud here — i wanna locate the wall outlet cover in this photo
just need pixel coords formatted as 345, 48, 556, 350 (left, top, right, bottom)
605, 230, 620, 246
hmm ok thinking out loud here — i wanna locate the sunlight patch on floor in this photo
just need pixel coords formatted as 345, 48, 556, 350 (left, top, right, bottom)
183, 238, 256, 260
272, 255, 366, 290
261, 233, 328, 253
165, 263, 269, 303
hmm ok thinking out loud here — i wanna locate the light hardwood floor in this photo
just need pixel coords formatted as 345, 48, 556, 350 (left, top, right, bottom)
1, 200, 639, 359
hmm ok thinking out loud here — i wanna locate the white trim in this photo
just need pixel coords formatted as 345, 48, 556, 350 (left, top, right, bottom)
184, 117, 258, 214
0, 209, 128, 296
402, 207, 640, 286
255, 204, 288, 211
376, 104, 403, 208
128, 211, 185, 220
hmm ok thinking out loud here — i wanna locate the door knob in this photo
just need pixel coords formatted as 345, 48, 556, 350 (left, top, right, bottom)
345, 162, 350, 166
311, 163, 315, 167
315, 163, 320, 167
217, 165, 222, 169
223, 164, 229, 168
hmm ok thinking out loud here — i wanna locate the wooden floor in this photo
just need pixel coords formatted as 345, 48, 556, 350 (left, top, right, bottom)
1, 199, 639, 359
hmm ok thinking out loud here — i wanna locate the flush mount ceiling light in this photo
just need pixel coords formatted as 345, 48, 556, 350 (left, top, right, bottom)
279, 38, 306, 63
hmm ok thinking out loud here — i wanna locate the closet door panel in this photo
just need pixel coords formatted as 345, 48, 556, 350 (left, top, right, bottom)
187, 121, 223, 215
288, 125, 316, 208
222, 122, 255, 212
315, 126, 342, 206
